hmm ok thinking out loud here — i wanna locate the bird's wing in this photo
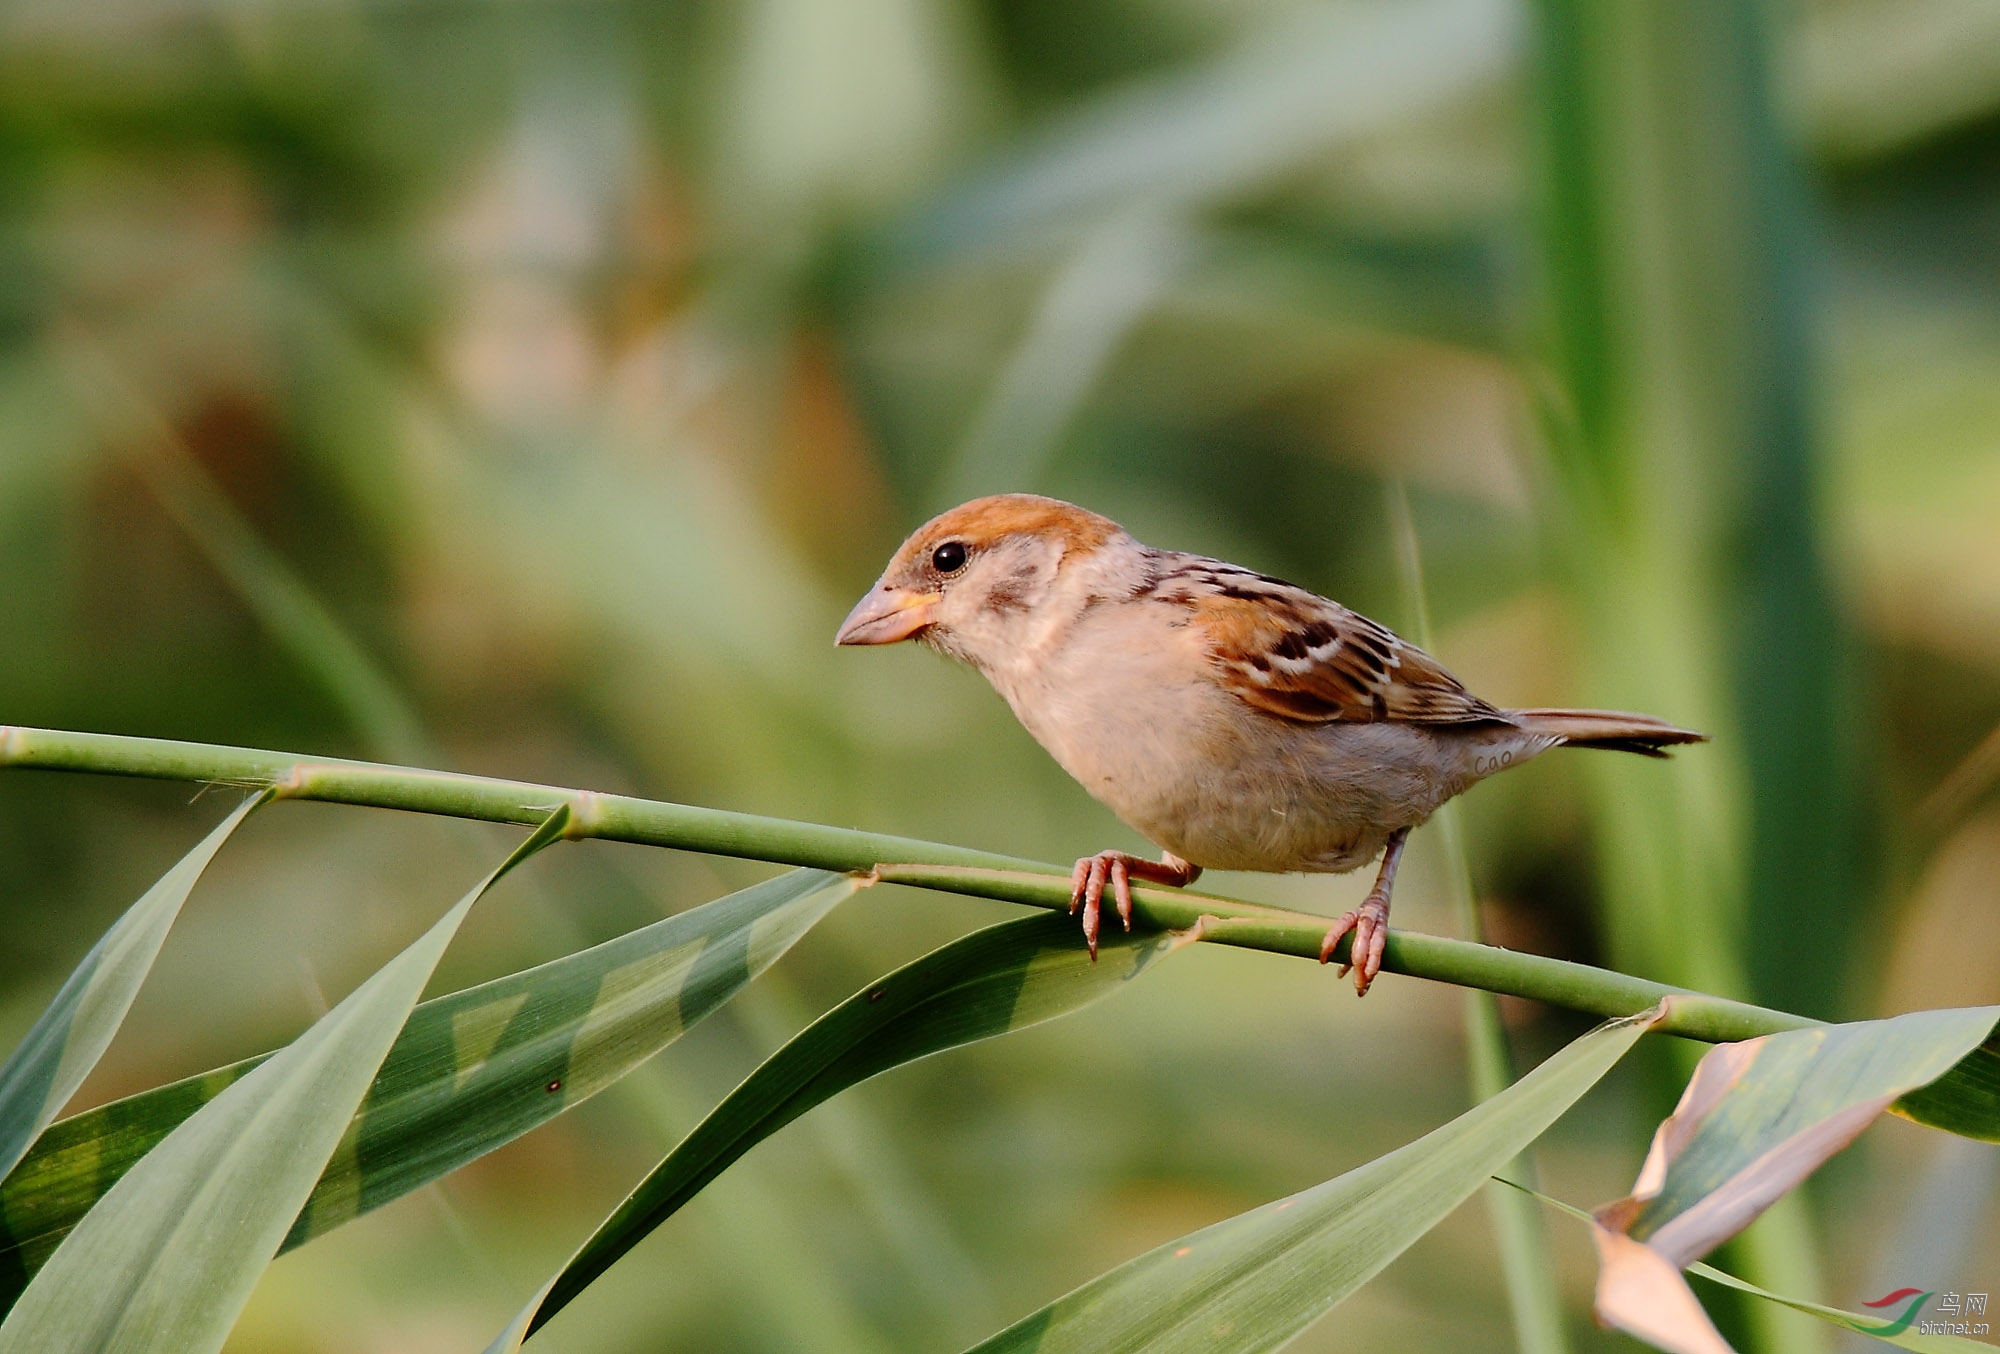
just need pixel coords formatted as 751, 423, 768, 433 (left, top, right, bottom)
1143, 556, 1504, 726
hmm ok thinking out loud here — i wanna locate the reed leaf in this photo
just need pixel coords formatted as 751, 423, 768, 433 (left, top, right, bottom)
488, 910, 1181, 1347
959, 1007, 1660, 1354
0, 793, 263, 1184
1503, 1181, 1993, 1353
1588, 1008, 2000, 1354
0, 808, 570, 1354
0, 867, 854, 1311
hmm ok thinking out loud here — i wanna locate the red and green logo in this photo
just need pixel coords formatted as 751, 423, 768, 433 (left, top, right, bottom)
1857, 1288, 1932, 1336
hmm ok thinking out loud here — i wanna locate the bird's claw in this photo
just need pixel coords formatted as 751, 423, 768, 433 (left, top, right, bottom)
1069, 852, 1136, 961
1069, 850, 1203, 961
1318, 892, 1391, 997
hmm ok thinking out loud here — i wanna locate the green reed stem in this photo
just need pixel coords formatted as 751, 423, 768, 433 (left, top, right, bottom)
0, 725, 1819, 1047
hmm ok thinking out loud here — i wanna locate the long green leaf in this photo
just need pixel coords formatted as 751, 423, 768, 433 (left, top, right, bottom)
1686, 1266, 1995, 1353
960, 1007, 1659, 1354
0, 867, 855, 1309
490, 910, 1183, 1349
0, 793, 264, 1184
0, 809, 569, 1354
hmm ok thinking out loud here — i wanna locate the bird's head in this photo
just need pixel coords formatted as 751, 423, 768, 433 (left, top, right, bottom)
835, 494, 1124, 669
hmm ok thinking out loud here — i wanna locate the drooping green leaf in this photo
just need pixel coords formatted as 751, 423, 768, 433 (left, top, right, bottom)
1501, 1180, 1993, 1352
0, 793, 264, 1184
0, 867, 855, 1310
488, 909, 1183, 1349
0, 809, 569, 1354
959, 1006, 1659, 1354
1590, 1007, 2000, 1354
1626, 1009, 2000, 1260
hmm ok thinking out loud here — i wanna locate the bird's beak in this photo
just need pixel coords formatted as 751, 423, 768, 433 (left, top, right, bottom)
835, 584, 940, 646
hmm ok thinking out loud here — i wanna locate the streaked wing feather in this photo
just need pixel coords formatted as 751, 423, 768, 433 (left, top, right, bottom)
1145, 557, 1501, 727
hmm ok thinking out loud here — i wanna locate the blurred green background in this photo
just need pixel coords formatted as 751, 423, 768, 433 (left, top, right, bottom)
2, 0, 1999, 1349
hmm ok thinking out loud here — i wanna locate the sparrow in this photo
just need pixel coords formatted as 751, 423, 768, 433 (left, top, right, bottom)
836, 494, 1705, 995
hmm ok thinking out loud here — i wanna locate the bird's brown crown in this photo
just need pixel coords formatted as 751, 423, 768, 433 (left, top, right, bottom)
881, 493, 1119, 584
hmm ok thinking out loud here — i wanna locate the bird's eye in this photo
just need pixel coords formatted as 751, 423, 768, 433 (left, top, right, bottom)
931, 541, 968, 574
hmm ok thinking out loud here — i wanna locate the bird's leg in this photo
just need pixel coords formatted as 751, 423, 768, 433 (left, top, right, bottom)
1318, 828, 1409, 997
1069, 850, 1202, 961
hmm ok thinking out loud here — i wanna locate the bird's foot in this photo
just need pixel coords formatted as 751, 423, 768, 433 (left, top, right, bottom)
1317, 827, 1408, 997
1069, 851, 1201, 961
1318, 892, 1391, 996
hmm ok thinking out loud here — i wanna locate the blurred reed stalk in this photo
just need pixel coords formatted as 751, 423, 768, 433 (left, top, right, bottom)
1526, 1, 1859, 1349
1388, 481, 1571, 1354
54, 334, 433, 766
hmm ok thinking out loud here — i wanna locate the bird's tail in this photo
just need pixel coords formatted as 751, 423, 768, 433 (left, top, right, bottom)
1507, 708, 1708, 758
